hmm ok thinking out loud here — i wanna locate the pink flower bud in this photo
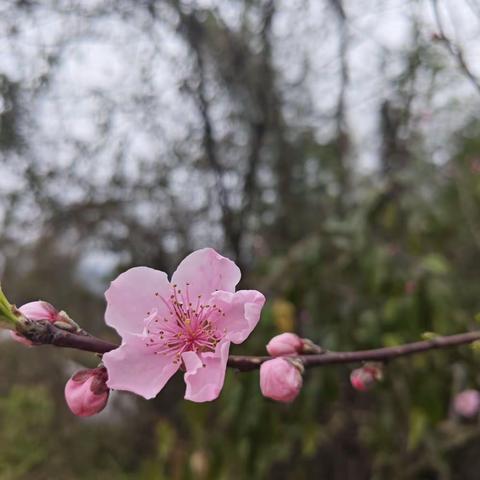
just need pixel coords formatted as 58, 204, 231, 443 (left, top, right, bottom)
11, 301, 78, 346
19, 301, 58, 321
260, 358, 303, 403
266, 333, 303, 356
10, 301, 60, 346
65, 367, 109, 417
454, 389, 480, 418
350, 365, 382, 392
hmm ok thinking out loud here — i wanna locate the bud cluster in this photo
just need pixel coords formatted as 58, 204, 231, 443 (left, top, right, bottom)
260, 332, 323, 403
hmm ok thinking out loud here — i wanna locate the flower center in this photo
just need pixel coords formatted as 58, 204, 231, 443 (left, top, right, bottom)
143, 283, 226, 365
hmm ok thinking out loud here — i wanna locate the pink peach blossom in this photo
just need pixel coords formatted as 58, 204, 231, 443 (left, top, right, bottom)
259, 357, 303, 403
266, 333, 303, 356
102, 248, 265, 402
11, 301, 60, 346
454, 389, 480, 418
65, 367, 109, 417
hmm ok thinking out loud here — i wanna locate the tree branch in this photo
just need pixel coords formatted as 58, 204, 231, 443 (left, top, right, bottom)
25, 321, 117, 354
228, 331, 480, 371
431, 0, 480, 95
21, 321, 480, 372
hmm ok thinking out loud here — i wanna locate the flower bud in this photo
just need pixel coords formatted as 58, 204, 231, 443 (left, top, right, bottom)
350, 364, 383, 392
11, 301, 78, 345
65, 367, 109, 417
454, 389, 480, 418
266, 333, 324, 356
19, 301, 58, 321
10, 301, 57, 346
260, 358, 303, 403
266, 333, 303, 356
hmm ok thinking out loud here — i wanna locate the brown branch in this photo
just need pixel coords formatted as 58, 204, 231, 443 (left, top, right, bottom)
24, 321, 117, 354
20, 321, 480, 372
229, 331, 480, 371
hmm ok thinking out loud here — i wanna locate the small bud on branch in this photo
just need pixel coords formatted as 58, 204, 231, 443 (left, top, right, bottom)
350, 363, 383, 391
260, 357, 303, 403
65, 366, 110, 417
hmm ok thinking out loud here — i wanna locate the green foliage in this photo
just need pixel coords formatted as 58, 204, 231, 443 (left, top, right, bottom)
0, 386, 54, 480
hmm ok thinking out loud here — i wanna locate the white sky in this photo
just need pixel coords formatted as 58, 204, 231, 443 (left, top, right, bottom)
0, 0, 478, 175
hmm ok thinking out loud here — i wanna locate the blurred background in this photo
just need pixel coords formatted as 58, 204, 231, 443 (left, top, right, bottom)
1, 0, 480, 478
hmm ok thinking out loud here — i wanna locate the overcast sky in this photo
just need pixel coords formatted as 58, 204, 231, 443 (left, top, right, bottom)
0, 0, 479, 279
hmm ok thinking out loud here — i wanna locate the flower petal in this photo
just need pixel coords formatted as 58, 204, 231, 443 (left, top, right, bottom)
103, 334, 179, 399
19, 301, 57, 321
211, 290, 265, 344
182, 340, 231, 402
171, 248, 241, 301
10, 331, 34, 347
105, 267, 172, 337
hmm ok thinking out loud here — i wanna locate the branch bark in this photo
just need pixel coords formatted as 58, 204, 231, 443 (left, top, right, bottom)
22, 321, 480, 372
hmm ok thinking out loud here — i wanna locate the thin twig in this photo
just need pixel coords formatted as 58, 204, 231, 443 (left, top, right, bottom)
20, 321, 480, 372
229, 331, 480, 370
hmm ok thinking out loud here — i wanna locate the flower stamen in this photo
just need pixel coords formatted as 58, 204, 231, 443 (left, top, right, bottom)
145, 284, 224, 361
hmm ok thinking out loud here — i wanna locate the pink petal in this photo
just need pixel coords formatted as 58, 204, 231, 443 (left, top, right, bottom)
182, 340, 231, 402
266, 333, 303, 356
171, 248, 241, 301
10, 331, 34, 346
105, 267, 172, 337
211, 290, 265, 344
103, 333, 179, 399
19, 301, 58, 321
